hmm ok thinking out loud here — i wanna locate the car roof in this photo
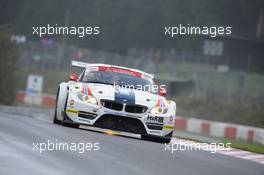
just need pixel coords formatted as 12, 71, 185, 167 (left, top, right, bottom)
72, 61, 154, 79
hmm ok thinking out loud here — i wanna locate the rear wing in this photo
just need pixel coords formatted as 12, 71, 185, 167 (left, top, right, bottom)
71, 60, 91, 68
70, 60, 90, 77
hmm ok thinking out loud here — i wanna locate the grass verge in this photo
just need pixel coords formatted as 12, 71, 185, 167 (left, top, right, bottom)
222, 139, 264, 154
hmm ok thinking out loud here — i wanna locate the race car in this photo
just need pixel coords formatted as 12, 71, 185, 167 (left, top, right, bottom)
53, 61, 176, 143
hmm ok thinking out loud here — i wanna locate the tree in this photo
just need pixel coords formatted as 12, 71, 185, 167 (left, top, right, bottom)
0, 28, 18, 105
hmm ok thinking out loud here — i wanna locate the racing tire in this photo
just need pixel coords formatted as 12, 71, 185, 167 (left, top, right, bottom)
53, 88, 61, 124
61, 94, 80, 129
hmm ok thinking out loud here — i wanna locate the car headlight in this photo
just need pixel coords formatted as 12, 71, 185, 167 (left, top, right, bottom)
77, 93, 98, 104
150, 106, 168, 114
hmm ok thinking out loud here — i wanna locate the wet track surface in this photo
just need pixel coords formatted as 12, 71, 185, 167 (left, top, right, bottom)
0, 111, 263, 175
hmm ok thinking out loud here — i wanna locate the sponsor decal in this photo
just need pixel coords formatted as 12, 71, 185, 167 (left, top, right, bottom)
66, 109, 78, 114
69, 99, 74, 105
163, 125, 174, 130
147, 115, 164, 123
98, 66, 142, 77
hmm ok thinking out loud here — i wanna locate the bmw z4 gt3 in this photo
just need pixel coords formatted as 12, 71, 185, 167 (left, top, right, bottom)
53, 61, 176, 143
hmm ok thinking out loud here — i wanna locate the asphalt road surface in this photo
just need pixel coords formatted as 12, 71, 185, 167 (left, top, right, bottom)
0, 111, 263, 175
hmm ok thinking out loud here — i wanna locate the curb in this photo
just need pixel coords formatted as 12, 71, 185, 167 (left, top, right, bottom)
174, 117, 264, 145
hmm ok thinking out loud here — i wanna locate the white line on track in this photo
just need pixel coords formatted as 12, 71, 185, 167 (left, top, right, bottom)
171, 138, 264, 165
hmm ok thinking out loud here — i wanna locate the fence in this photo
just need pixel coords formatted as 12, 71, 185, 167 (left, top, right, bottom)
17, 41, 264, 104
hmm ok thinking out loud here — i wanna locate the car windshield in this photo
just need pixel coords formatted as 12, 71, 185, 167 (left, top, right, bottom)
81, 70, 155, 93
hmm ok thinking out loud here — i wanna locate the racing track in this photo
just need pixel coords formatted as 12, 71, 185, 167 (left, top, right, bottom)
0, 111, 263, 175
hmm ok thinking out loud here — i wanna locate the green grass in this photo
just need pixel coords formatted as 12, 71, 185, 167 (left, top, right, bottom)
156, 62, 264, 128
175, 95, 264, 128
156, 62, 264, 97
222, 139, 264, 154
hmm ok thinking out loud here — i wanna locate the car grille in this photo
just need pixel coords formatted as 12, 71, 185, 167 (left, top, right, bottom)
101, 100, 123, 111
78, 111, 97, 120
101, 99, 148, 114
94, 114, 147, 134
146, 123, 163, 130
125, 104, 148, 114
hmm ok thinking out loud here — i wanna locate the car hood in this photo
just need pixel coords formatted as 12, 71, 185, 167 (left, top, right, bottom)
78, 83, 162, 108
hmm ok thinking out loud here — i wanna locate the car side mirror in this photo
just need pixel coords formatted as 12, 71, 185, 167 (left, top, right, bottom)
158, 87, 166, 97
69, 73, 78, 81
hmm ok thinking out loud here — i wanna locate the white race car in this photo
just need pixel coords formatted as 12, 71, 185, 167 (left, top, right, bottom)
53, 61, 176, 143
